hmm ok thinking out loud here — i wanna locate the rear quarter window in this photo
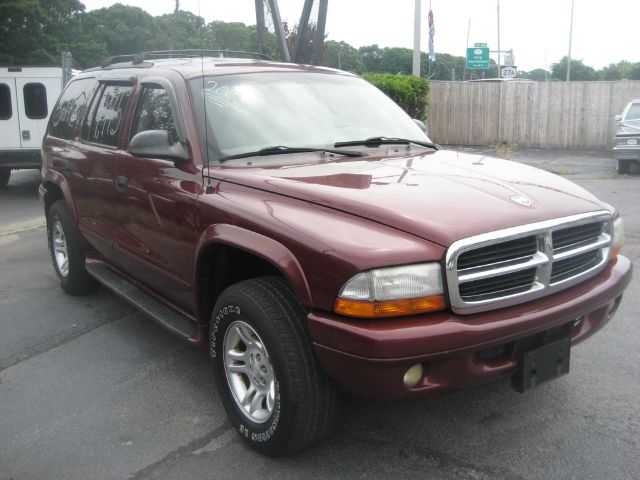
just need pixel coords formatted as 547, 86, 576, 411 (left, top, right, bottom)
0, 83, 12, 120
48, 78, 96, 140
23, 83, 48, 119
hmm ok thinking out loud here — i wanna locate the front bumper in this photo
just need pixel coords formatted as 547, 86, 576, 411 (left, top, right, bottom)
308, 255, 632, 398
613, 146, 640, 160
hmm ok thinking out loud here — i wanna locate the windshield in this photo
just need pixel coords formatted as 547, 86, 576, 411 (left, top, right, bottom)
189, 72, 431, 161
624, 103, 640, 122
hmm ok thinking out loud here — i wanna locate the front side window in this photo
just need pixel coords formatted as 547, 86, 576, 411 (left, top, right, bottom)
83, 84, 133, 147
24, 83, 48, 119
0, 83, 11, 120
130, 86, 177, 140
48, 78, 95, 139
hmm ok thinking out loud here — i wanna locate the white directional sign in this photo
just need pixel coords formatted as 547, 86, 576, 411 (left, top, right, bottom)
500, 66, 518, 79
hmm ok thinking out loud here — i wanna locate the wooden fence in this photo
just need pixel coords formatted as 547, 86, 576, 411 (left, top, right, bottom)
427, 81, 640, 148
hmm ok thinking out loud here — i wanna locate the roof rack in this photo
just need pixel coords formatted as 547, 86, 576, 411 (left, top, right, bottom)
100, 50, 273, 68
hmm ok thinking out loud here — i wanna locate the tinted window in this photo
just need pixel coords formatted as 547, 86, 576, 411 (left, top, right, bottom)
48, 78, 95, 139
0, 83, 11, 120
83, 84, 133, 147
24, 83, 48, 119
130, 87, 177, 140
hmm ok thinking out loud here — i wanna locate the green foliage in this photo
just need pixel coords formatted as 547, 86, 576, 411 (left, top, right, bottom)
324, 41, 364, 72
523, 68, 549, 81
361, 73, 430, 120
551, 57, 597, 81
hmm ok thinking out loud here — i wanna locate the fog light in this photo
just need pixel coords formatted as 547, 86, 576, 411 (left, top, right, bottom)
403, 363, 424, 388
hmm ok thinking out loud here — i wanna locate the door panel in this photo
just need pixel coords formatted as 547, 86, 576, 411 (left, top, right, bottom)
15, 77, 62, 148
113, 155, 201, 309
0, 78, 20, 148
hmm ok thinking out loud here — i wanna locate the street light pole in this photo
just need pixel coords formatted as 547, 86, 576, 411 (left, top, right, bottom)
496, 0, 501, 78
566, 0, 575, 81
413, 0, 421, 77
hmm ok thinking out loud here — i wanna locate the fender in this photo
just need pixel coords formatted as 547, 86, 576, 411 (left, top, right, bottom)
42, 169, 77, 220
195, 223, 313, 307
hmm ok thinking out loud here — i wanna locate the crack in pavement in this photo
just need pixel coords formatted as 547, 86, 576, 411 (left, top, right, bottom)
0, 313, 133, 373
127, 421, 234, 480
342, 428, 528, 480
0, 220, 46, 237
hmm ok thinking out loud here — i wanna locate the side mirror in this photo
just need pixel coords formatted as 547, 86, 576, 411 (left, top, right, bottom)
614, 115, 622, 122
413, 118, 428, 134
128, 129, 189, 164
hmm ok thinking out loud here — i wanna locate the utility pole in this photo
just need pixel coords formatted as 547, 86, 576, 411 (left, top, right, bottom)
496, 0, 501, 78
566, 0, 575, 81
463, 18, 470, 81
412, 0, 421, 77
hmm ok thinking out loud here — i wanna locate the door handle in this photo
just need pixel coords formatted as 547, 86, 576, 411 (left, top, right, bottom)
116, 175, 129, 192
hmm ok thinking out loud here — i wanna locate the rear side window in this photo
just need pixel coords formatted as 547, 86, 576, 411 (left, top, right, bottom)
0, 83, 11, 120
82, 84, 133, 147
49, 78, 95, 139
23, 83, 48, 119
130, 86, 177, 140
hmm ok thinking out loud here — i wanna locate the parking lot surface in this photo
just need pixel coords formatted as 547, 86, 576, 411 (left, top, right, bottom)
1, 148, 638, 480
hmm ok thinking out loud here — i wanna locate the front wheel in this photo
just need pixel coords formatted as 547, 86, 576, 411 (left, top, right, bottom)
0, 168, 10, 188
210, 277, 338, 456
616, 159, 631, 175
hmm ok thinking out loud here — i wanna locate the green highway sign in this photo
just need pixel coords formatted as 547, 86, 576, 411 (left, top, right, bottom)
474, 43, 487, 48
466, 47, 490, 69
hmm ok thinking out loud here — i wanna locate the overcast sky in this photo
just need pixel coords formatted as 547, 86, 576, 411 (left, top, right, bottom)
80, 0, 638, 71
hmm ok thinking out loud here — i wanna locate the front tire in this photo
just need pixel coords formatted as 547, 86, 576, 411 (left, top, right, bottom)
616, 159, 631, 175
0, 168, 10, 187
210, 277, 338, 456
47, 200, 100, 295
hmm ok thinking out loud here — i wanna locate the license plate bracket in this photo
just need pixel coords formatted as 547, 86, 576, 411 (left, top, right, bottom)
511, 337, 571, 393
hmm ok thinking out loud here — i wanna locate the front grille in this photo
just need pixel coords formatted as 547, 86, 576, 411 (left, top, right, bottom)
551, 250, 602, 283
457, 236, 538, 270
459, 268, 537, 302
445, 212, 612, 314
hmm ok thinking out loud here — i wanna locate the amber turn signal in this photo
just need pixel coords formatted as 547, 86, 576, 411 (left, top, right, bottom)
334, 295, 445, 318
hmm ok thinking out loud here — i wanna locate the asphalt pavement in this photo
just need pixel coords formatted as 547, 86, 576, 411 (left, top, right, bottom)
1, 149, 638, 480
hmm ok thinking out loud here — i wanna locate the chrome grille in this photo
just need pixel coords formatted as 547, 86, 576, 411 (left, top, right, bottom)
445, 212, 612, 314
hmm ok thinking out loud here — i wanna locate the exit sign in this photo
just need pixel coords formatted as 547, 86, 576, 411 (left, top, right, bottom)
474, 43, 487, 48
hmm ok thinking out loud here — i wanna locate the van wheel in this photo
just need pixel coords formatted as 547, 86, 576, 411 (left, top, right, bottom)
210, 277, 338, 456
47, 200, 100, 295
616, 159, 631, 175
0, 168, 10, 187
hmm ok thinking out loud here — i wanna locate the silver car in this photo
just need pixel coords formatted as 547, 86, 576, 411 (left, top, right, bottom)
613, 100, 640, 174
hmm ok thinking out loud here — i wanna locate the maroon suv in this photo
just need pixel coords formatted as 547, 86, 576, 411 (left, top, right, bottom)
40, 51, 632, 455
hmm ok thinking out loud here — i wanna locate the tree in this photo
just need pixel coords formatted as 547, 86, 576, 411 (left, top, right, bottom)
524, 68, 549, 81
324, 40, 364, 72
79, 4, 165, 59
551, 56, 597, 81
0, 0, 86, 65
155, 11, 204, 51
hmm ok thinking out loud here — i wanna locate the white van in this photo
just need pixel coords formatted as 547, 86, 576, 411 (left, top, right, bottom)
0, 66, 63, 187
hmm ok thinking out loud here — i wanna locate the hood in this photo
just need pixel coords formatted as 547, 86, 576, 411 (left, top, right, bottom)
212, 150, 609, 247
616, 121, 640, 136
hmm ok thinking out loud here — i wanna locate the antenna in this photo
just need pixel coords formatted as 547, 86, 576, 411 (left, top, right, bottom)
197, 0, 213, 194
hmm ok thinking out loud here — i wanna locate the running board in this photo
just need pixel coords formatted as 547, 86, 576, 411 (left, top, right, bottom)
86, 263, 196, 339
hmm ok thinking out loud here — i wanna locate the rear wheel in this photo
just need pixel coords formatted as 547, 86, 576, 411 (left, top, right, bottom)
616, 159, 631, 175
47, 200, 100, 295
0, 168, 10, 187
210, 277, 339, 456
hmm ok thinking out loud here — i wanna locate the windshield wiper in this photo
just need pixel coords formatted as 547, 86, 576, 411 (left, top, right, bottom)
619, 121, 640, 132
334, 137, 438, 149
219, 145, 367, 162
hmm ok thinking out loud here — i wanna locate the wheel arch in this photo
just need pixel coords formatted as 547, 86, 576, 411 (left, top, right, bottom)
42, 172, 76, 220
194, 224, 313, 327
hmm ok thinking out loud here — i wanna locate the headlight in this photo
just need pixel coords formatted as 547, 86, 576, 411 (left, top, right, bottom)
612, 216, 625, 258
334, 263, 445, 318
